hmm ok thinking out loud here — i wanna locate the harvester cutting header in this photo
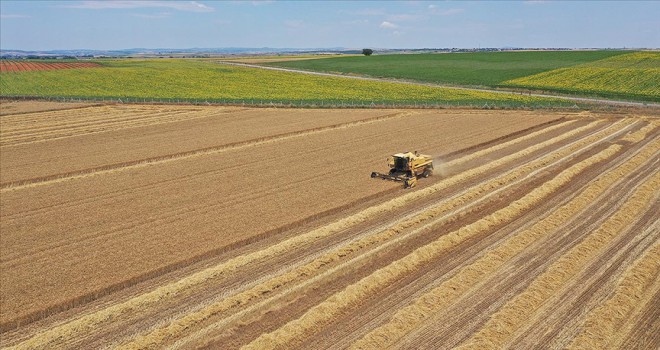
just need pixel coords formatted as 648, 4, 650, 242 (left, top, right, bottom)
371, 151, 434, 188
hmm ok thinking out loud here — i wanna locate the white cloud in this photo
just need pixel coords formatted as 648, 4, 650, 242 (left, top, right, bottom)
428, 5, 437, 10
285, 20, 304, 28
0, 14, 30, 19
387, 14, 424, 22
64, 1, 214, 12
436, 8, 464, 16
351, 8, 386, 16
131, 12, 171, 19
380, 21, 399, 29
524, 0, 548, 4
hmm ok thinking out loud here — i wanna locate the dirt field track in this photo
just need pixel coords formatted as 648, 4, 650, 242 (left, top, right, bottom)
0, 102, 658, 349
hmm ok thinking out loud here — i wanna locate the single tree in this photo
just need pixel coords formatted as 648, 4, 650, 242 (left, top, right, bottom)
362, 48, 374, 56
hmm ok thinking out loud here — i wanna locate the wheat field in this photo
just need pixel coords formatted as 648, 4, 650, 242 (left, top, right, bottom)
0, 101, 657, 349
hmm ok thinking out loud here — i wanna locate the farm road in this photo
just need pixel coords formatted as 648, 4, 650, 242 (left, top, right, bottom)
216, 61, 660, 108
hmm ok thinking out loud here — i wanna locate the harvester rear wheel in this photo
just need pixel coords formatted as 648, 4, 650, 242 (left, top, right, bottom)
422, 167, 432, 178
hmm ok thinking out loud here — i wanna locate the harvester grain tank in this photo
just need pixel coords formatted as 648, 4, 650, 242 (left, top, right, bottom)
371, 151, 434, 188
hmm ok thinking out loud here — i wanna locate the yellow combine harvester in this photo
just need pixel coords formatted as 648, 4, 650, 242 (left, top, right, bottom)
371, 151, 434, 188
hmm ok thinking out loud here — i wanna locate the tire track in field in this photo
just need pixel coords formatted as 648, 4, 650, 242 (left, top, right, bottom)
5, 119, 609, 348
0, 111, 417, 191
459, 168, 659, 349
243, 146, 622, 349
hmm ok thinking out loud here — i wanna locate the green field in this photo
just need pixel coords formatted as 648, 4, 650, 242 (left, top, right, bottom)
267, 51, 628, 86
266, 51, 658, 101
0, 59, 569, 108
502, 52, 660, 102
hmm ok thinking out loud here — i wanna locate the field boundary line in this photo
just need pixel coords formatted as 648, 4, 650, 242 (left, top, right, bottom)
459, 163, 660, 349
122, 117, 623, 349
5, 120, 605, 347
0, 110, 417, 191
352, 140, 659, 349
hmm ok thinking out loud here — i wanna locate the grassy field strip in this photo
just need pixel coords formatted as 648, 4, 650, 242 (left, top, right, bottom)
0, 110, 418, 191
621, 120, 658, 143
242, 145, 623, 349
567, 241, 660, 349
459, 165, 660, 349
119, 118, 621, 349
7, 120, 602, 349
0, 59, 568, 107
350, 141, 659, 348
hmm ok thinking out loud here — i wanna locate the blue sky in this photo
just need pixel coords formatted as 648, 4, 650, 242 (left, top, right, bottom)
1, 1, 658, 50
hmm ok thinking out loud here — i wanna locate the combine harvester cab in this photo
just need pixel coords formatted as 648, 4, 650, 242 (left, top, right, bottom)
371, 151, 434, 188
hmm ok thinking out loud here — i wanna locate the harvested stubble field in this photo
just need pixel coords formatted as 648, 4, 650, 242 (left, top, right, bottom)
0, 102, 658, 349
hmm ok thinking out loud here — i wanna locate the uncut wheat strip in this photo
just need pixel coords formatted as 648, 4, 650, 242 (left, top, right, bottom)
7, 120, 603, 350
119, 118, 607, 349
0, 110, 419, 191
242, 146, 622, 350
568, 243, 660, 350
457, 171, 660, 349
351, 141, 659, 349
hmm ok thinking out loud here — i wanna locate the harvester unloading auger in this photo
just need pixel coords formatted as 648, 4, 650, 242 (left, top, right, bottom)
371, 151, 434, 188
